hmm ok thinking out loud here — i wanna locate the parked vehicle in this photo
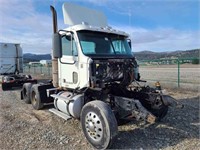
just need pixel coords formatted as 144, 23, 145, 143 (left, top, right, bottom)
0, 43, 23, 75
0, 43, 37, 90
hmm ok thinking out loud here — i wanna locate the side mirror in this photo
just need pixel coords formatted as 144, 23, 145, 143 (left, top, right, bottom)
52, 33, 62, 58
127, 39, 131, 49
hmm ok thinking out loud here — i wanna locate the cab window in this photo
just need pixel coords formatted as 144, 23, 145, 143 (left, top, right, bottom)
61, 35, 78, 56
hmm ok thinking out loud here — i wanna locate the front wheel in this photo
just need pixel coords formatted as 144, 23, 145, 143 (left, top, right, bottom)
81, 101, 118, 149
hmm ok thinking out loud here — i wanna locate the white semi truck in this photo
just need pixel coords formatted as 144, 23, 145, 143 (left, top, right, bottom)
0, 43, 37, 90
3, 3, 182, 149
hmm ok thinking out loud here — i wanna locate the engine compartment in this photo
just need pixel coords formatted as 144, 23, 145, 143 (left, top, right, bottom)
90, 57, 140, 88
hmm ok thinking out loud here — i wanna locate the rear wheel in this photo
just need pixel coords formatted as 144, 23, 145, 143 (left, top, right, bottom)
81, 101, 118, 149
31, 84, 43, 110
22, 83, 32, 104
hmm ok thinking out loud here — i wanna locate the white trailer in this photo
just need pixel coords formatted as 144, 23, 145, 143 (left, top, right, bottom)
0, 43, 23, 75
0, 43, 37, 90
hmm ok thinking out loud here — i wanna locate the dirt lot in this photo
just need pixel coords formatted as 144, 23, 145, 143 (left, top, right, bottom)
0, 85, 199, 150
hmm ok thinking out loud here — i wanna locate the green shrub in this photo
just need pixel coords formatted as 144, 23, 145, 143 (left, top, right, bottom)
192, 58, 200, 64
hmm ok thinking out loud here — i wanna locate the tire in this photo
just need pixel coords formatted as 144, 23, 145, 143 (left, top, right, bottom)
22, 83, 32, 104
31, 84, 43, 110
81, 100, 118, 149
2, 84, 9, 91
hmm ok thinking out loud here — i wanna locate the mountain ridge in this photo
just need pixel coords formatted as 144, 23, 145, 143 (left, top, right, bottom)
23, 49, 200, 62
133, 49, 199, 61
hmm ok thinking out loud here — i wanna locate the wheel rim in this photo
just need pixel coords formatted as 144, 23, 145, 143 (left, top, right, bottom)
32, 91, 37, 106
85, 112, 103, 142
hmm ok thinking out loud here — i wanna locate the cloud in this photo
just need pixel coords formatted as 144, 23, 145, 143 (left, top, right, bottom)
0, 0, 199, 54
0, 0, 63, 54
80, 0, 196, 16
114, 26, 200, 52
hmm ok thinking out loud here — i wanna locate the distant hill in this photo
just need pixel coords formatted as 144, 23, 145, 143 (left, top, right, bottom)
23, 53, 51, 63
23, 49, 200, 63
134, 49, 200, 61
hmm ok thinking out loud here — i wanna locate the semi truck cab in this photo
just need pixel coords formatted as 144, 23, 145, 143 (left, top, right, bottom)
54, 3, 139, 90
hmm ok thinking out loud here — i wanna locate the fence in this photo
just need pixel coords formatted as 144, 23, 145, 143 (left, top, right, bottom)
23, 64, 52, 77
23, 58, 200, 90
138, 58, 200, 90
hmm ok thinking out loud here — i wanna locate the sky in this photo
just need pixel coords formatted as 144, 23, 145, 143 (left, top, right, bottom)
0, 0, 199, 54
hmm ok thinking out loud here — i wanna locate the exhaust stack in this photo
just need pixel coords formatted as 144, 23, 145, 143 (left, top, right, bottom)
50, 5, 59, 87
50, 6, 58, 33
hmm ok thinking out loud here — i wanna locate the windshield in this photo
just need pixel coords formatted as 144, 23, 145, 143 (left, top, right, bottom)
77, 30, 132, 56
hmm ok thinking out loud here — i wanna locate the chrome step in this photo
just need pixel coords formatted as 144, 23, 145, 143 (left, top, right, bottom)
49, 108, 71, 120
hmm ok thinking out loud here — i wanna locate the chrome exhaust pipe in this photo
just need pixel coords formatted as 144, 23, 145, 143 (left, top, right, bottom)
50, 6, 58, 34
50, 5, 59, 87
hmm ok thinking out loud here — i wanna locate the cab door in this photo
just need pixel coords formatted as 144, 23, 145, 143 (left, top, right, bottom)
59, 33, 79, 89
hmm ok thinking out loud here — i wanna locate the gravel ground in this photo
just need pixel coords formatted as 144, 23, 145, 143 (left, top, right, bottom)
0, 86, 199, 150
